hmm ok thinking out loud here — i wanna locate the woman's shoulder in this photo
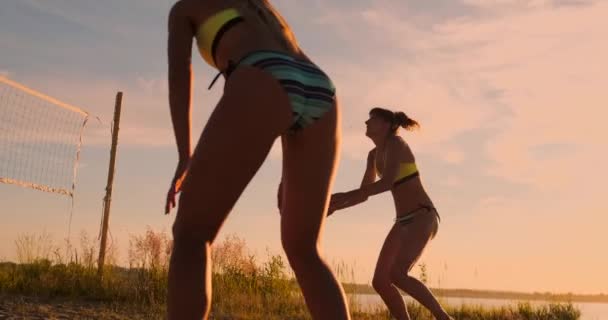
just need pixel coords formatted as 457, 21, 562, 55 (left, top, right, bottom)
388, 135, 415, 161
170, 0, 221, 20
169, 0, 199, 20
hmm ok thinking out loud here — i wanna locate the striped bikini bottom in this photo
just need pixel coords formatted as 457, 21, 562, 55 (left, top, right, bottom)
395, 205, 440, 238
217, 50, 336, 133
395, 205, 440, 226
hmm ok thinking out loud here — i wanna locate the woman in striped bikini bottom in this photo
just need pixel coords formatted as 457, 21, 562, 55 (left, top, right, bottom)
221, 50, 336, 132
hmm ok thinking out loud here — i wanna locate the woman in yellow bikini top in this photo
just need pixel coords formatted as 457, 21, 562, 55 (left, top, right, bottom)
377, 157, 420, 186
164, 1, 349, 319
328, 107, 453, 320
195, 8, 244, 69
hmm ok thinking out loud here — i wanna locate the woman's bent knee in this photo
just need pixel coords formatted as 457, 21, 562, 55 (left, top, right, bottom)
172, 219, 218, 248
281, 233, 319, 265
372, 273, 392, 292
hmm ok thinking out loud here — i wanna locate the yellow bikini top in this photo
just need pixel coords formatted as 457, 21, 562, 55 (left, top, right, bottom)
378, 162, 418, 182
195, 8, 244, 68
395, 162, 418, 182
376, 149, 420, 185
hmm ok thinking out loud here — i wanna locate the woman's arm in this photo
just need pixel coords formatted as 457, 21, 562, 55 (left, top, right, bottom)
331, 138, 401, 210
168, 2, 194, 161
164, 2, 195, 214
360, 149, 378, 188
329, 149, 377, 213
358, 138, 400, 198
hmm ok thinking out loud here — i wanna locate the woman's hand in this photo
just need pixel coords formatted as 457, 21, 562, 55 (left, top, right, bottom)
165, 158, 190, 214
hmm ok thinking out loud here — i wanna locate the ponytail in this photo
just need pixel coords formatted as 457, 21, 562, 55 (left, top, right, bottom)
393, 111, 420, 131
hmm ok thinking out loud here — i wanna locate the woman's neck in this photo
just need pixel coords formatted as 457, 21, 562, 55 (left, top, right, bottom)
371, 133, 394, 148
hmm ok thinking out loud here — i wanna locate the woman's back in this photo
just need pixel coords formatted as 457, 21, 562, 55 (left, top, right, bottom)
234, 0, 301, 52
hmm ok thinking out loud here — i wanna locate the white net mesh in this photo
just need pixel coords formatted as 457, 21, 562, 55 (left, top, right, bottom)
0, 76, 90, 197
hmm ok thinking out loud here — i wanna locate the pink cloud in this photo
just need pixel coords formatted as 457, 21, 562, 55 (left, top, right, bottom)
320, 1, 608, 184
442, 2, 608, 190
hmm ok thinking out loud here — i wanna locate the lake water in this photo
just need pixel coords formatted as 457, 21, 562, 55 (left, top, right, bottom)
352, 294, 608, 319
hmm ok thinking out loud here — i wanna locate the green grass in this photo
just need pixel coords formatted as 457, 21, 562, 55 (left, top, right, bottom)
0, 229, 581, 319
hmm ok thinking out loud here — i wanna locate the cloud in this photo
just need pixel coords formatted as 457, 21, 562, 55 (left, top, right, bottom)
14, 0, 170, 37
463, 0, 596, 11
16, 0, 106, 34
316, 0, 608, 195
439, 175, 464, 187
446, 2, 608, 191
1, 0, 171, 77
441, 149, 466, 164
6, 0, 606, 188
310, 4, 508, 163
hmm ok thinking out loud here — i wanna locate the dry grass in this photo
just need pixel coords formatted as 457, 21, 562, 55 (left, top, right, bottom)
0, 229, 581, 319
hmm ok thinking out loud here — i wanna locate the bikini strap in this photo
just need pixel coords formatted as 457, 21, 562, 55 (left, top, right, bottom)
207, 60, 237, 90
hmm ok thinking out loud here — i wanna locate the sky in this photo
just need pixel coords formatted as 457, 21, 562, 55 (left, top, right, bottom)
1, 0, 607, 294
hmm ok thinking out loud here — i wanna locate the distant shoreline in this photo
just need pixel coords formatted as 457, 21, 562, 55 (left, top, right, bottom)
2, 261, 605, 304
343, 283, 608, 304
